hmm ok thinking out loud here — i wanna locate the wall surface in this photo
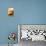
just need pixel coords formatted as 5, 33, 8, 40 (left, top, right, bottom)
0, 0, 46, 44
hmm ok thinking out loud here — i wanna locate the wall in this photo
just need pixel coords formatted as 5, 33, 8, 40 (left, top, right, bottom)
0, 0, 46, 44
